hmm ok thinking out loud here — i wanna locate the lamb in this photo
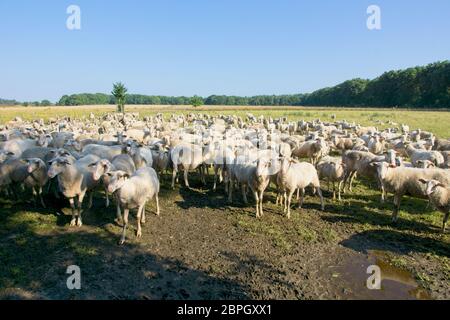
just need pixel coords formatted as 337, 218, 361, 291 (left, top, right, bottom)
47, 154, 101, 226
107, 167, 160, 244
405, 144, 444, 167
317, 157, 345, 201
418, 179, 450, 232
17, 158, 49, 207
276, 157, 324, 218
368, 135, 385, 155
370, 161, 450, 223
150, 144, 170, 178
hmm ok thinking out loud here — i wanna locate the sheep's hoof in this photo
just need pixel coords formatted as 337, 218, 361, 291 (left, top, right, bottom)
76, 219, 83, 227
141, 219, 146, 224
114, 218, 123, 226
136, 231, 142, 238
118, 239, 125, 245
69, 219, 77, 226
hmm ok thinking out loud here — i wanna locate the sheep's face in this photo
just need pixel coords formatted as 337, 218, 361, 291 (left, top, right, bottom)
47, 157, 72, 178
419, 179, 444, 196
370, 161, 390, 179
107, 171, 129, 193
26, 158, 44, 173
91, 160, 112, 181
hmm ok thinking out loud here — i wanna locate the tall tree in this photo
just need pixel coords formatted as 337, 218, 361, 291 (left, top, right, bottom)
111, 82, 128, 113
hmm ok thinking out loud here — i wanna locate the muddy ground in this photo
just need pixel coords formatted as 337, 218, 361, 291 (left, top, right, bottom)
0, 174, 449, 300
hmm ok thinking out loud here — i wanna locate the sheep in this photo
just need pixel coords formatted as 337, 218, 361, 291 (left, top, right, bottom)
368, 135, 385, 155
291, 138, 328, 165
47, 154, 101, 226
418, 179, 450, 232
150, 144, 170, 178
317, 157, 345, 201
405, 144, 444, 167
0, 138, 43, 157
276, 157, 324, 218
228, 150, 278, 218
170, 143, 206, 189
433, 138, 450, 151
107, 167, 160, 244
440, 151, 450, 169
91, 154, 136, 208
19, 158, 49, 207
370, 161, 450, 223
80, 144, 123, 162
341, 150, 396, 201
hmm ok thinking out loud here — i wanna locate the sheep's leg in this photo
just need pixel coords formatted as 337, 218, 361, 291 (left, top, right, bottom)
337, 181, 343, 201
76, 193, 84, 227
201, 165, 206, 185
224, 170, 229, 194
228, 177, 233, 203
259, 191, 264, 217
38, 187, 46, 208
218, 166, 223, 183
155, 194, 160, 215
348, 171, 356, 192
69, 198, 77, 226
442, 211, 449, 233
287, 190, 295, 219
141, 201, 146, 223
242, 185, 248, 204
332, 182, 336, 200
296, 187, 300, 200
184, 169, 190, 188
316, 187, 325, 211
105, 187, 110, 208
171, 168, 177, 189
115, 202, 123, 225
87, 191, 93, 209
392, 194, 401, 223
136, 205, 144, 238
253, 191, 260, 218
298, 188, 305, 209
32, 187, 38, 206
283, 191, 288, 213
213, 165, 219, 191
119, 208, 129, 245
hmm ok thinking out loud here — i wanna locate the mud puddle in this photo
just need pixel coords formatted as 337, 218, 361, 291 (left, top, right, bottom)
328, 250, 431, 299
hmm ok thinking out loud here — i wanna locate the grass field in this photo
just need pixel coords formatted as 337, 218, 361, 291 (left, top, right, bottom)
1, 105, 449, 138
0, 105, 449, 300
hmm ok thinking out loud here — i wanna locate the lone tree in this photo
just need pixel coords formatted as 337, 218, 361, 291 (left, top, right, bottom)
190, 95, 203, 107
112, 82, 128, 113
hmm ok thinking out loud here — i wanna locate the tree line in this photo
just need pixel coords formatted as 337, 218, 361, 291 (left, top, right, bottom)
1, 60, 448, 108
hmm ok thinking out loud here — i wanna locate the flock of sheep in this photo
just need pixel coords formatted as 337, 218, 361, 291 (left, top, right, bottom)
0, 112, 449, 244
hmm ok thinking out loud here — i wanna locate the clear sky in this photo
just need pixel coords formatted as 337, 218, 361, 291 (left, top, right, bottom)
1, 0, 449, 102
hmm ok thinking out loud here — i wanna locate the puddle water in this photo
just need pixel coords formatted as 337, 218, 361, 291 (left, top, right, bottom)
330, 250, 432, 300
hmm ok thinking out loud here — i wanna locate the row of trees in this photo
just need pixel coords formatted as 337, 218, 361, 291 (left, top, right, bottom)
2, 61, 448, 108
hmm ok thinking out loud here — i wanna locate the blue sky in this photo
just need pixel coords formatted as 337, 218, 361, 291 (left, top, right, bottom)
1, 0, 449, 102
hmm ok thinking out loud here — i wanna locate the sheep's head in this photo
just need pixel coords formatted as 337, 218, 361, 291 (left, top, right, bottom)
369, 161, 393, 179
26, 158, 45, 174
47, 157, 73, 178
107, 170, 130, 193
90, 159, 112, 181
418, 179, 445, 196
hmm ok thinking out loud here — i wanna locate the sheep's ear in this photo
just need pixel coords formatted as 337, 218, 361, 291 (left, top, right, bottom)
418, 179, 427, 184
389, 164, 396, 168
62, 159, 72, 165
369, 162, 377, 167
123, 173, 130, 179
88, 162, 98, 167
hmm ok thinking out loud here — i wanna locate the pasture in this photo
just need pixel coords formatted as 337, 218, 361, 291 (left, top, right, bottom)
0, 106, 449, 300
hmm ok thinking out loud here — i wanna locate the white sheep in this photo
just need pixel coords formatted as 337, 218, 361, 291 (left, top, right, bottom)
107, 167, 160, 244
277, 157, 324, 219
418, 179, 449, 232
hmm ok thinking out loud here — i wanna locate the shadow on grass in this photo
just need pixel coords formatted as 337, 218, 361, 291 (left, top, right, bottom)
0, 202, 252, 300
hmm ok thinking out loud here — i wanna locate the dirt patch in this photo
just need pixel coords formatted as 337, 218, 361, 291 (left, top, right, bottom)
0, 176, 448, 300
